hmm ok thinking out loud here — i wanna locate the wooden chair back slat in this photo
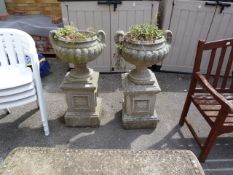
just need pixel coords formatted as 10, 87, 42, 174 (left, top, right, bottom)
206, 48, 217, 81
213, 47, 227, 88
195, 39, 233, 91
203, 39, 233, 50
192, 41, 205, 73
221, 46, 233, 89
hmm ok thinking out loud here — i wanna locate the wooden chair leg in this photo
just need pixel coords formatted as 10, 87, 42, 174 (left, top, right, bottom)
179, 94, 192, 126
198, 129, 218, 162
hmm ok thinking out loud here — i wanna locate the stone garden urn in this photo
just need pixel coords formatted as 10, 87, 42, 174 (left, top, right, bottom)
49, 29, 106, 127
49, 30, 106, 82
114, 28, 172, 129
114, 30, 172, 85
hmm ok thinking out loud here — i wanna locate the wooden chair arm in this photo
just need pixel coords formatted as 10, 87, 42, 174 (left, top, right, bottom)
195, 72, 233, 112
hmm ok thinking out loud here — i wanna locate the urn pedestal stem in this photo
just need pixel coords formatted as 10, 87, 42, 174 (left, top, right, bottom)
134, 66, 148, 76
67, 64, 93, 82
75, 64, 90, 76
128, 66, 155, 85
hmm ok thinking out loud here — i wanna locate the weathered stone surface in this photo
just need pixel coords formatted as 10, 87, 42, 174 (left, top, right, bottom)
122, 107, 158, 129
61, 71, 102, 127
64, 98, 102, 127
0, 147, 205, 175
49, 30, 106, 65
122, 73, 160, 129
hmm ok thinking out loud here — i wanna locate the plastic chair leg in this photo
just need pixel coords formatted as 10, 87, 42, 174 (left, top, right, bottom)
36, 91, 50, 136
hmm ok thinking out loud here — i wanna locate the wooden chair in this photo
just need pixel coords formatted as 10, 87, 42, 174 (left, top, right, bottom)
0, 28, 49, 136
179, 38, 233, 162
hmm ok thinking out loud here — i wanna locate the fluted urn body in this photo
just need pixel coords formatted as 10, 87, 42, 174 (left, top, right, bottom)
115, 30, 172, 85
49, 30, 105, 82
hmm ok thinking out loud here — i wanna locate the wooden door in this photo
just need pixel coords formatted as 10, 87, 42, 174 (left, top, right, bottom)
110, 1, 159, 71
61, 2, 111, 72
161, 0, 216, 73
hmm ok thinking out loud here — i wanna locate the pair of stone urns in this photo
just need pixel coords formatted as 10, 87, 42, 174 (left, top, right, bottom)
49, 28, 172, 129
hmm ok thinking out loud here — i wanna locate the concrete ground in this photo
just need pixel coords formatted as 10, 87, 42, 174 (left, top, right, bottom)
0, 58, 233, 175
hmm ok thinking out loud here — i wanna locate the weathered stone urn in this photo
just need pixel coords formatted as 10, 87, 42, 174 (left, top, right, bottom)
115, 30, 172, 85
115, 30, 172, 129
49, 30, 105, 82
49, 30, 106, 127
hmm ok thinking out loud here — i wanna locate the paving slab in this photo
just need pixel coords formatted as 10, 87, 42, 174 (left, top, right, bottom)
0, 147, 204, 175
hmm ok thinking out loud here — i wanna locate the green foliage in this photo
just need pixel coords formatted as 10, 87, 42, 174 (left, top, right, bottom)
126, 24, 164, 41
54, 26, 96, 42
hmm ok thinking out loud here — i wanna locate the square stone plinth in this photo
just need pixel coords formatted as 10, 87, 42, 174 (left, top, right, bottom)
60, 71, 102, 127
0, 147, 205, 175
122, 73, 161, 129
64, 97, 102, 127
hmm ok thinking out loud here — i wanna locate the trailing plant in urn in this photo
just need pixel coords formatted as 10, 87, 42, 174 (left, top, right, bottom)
53, 26, 96, 42
115, 24, 172, 85
49, 26, 106, 82
125, 24, 164, 41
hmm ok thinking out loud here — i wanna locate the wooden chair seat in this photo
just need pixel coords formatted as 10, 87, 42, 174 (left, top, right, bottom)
192, 93, 233, 129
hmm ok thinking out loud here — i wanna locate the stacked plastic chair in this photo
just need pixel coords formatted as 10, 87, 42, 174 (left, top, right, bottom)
0, 28, 49, 136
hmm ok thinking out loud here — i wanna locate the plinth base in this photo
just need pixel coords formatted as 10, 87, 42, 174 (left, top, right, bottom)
122, 107, 159, 129
64, 98, 102, 127
122, 73, 161, 129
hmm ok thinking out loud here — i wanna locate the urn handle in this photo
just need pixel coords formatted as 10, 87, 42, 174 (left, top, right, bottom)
165, 30, 172, 45
49, 30, 57, 45
97, 30, 106, 44
114, 30, 125, 44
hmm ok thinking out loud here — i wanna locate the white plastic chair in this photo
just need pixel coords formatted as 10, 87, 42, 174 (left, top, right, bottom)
0, 28, 49, 136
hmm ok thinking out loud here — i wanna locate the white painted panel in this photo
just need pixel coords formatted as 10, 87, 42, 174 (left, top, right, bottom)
161, 0, 174, 29
161, 0, 216, 73
205, 3, 233, 76
111, 1, 159, 72
61, 2, 111, 72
